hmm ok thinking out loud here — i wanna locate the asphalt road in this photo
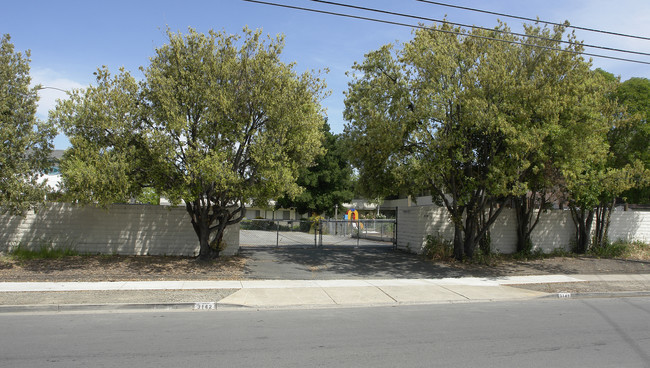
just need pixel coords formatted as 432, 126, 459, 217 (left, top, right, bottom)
2, 297, 649, 367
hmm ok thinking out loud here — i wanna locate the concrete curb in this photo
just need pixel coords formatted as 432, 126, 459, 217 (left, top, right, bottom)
541, 291, 650, 300
0, 302, 212, 314
3, 291, 650, 314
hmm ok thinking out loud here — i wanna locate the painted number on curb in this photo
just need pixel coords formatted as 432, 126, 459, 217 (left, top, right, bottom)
558, 293, 572, 299
194, 302, 216, 310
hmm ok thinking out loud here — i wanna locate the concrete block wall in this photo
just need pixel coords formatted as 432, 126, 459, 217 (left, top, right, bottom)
397, 205, 649, 255
0, 203, 239, 257
396, 206, 453, 253
608, 210, 650, 243
485, 209, 576, 254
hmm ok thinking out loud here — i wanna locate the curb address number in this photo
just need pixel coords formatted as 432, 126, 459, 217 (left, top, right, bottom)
194, 302, 216, 310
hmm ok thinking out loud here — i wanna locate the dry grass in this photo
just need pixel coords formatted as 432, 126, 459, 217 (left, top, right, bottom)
624, 241, 650, 260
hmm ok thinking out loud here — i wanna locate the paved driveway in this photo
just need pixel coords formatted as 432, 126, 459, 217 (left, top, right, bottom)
239, 245, 462, 280
239, 229, 457, 280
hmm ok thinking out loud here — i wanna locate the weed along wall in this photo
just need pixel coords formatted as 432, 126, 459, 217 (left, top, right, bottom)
0, 203, 239, 257
396, 205, 650, 255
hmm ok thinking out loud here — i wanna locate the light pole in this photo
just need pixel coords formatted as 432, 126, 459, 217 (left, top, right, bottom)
36, 86, 69, 93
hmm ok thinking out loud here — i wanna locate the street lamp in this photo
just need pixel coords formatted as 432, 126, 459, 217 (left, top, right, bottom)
36, 86, 68, 93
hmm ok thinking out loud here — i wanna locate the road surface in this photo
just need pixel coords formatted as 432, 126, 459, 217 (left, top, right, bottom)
1, 297, 649, 367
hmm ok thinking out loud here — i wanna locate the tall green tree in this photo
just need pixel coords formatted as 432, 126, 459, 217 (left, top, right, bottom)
345, 23, 522, 259
610, 76, 650, 204
0, 34, 56, 215
564, 70, 650, 253
506, 24, 600, 254
52, 28, 327, 259
54, 67, 145, 205
276, 120, 354, 217
504, 27, 628, 255
344, 21, 609, 259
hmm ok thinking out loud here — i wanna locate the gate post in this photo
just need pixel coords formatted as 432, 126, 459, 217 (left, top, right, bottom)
394, 206, 398, 249
314, 219, 323, 248
357, 219, 360, 247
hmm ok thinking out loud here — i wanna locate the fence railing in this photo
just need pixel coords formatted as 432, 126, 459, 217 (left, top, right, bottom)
319, 219, 396, 246
239, 218, 396, 248
239, 219, 318, 247
239, 219, 312, 232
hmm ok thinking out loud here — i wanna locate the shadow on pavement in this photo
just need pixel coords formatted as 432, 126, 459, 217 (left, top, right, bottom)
239, 245, 650, 280
239, 245, 463, 280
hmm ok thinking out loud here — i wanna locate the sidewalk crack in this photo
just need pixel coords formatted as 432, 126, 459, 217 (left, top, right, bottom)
439, 285, 470, 300
376, 286, 398, 303
321, 288, 339, 305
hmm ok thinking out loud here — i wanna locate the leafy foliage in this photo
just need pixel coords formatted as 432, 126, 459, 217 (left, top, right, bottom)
0, 34, 56, 215
423, 233, 453, 261
276, 120, 354, 216
609, 75, 650, 204
51, 28, 327, 259
563, 70, 650, 253
344, 21, 604, 259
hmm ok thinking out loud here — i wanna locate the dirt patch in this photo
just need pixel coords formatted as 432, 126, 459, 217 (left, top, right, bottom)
444, 256, 650, 278
0, 255, 247, 282
0, 289, 240, 306
510, 281, 650, 294
0, 253, 649, 282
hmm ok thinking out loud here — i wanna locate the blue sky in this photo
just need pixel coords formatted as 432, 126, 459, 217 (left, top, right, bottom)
3, 0, 649, 149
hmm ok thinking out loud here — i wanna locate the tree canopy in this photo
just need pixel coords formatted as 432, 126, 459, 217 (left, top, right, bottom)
276, 120, 354, 217
610, 75, 650, 204
51, 28, 327, 259
344, 22, 613, 259
561, 70, 650, 252
0, 34, 56, 215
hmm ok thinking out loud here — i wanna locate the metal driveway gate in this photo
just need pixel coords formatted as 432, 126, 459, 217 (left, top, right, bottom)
239, 218, 396, 248
318, 219, 396, 248
239, 219, 319, 248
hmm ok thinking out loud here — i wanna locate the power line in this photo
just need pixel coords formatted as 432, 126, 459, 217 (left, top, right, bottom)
242, 0, 650, 66
417, 0, 650, 42
308, 0, 650, 58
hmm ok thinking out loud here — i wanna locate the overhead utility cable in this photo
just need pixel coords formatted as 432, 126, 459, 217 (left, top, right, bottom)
417, 0, 650, 42
309, 0, 650, 58
242, 0, 650, 65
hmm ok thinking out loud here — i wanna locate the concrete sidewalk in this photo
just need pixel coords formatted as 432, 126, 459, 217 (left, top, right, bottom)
1, 274, 649, 312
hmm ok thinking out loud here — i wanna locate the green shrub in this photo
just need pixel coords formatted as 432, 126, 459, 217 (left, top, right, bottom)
424, 233, 453, 260
589, 239, 630, 259
298, 219, 312, 232
10, 243, 78, 260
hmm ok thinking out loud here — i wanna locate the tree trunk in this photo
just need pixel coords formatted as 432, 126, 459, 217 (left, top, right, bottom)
514, 195, 530, 253
478, 201, 495, 256
570, 206, 594, 254
453, 222, 464, 260
463, 212, 477, 259
185, 197, 245, 260
186, 200, 219, 260
593, 198, 616, 249
513, 193, 545, 254
198, 221, 219, 260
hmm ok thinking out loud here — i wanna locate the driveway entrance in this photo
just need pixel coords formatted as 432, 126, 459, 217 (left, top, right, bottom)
238, 246, 458, 280
238, 219, 456, 280
239, 219, 396, 249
